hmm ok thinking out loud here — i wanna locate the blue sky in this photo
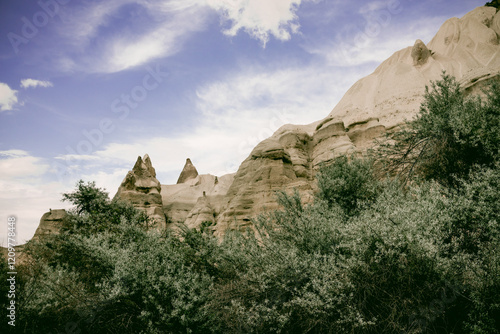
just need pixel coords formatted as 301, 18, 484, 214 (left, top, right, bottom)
0, 0, 483, 245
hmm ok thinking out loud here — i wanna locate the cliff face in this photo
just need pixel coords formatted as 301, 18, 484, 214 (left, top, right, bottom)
209, 5, 500, 236
32, 209, 68, 240
176, 158, 199, 184
162, 172, 234, 229
114, 6, 500, 236
327, 6, 500, 130
34, 6, 500, 237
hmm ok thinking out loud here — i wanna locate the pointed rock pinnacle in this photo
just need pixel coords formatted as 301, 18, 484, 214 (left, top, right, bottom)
177, 158, 199, 184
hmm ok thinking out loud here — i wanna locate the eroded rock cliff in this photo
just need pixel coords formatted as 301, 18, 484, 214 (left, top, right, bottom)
210, 5, 500, 236
34, 6, 500, 239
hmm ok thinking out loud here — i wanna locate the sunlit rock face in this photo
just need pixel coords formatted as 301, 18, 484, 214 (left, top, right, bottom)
211, 5, 500, 237
32, 209, 68, 240
162, 172, 234, 229
35, 6, 500, 239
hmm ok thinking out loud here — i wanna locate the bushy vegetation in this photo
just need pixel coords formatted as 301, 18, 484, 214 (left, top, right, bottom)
376, 73, 499, 187
3, 75, 499, 333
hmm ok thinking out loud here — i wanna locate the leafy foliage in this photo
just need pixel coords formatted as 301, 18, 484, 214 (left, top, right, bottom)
62, 180, 152, 235
376, 73, 499, 186
485, 0, 500, 9
16, 75, 500, 333
316, 156, 381, 216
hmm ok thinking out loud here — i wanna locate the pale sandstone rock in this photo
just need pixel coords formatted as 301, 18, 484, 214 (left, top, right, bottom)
492, 10, 500, 37
115, 154, 166, 228
212, 6, 500, 237
32, 209, 67, 240
411, 39, 432, 66
177, 158, 199, 184
162, 173, 234, 228
34, 7, 500, 240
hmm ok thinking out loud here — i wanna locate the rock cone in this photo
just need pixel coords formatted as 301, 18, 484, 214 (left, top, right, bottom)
177, 158, 199, 184
115, 154, 166, 228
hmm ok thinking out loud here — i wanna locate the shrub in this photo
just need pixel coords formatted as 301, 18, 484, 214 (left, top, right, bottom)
61, 180, 152, 235
376, 74, 500, 186
316, 156, 381, 216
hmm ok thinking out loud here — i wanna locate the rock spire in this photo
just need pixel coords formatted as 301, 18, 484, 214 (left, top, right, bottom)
115, 154, 166, 228
177, 158, 199, 184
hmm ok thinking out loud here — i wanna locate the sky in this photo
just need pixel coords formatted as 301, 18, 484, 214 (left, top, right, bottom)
0, 0, 484, 246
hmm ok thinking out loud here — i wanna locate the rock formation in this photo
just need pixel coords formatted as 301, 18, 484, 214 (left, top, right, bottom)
114, 154, 166, 228
112, 6, 500, 237
177, 158, 199, 184
33, 6, 500, 239
209, 5, 500, 237
32, 209, 67, 240
411, 39, 432, 66
163, 173, 234, 229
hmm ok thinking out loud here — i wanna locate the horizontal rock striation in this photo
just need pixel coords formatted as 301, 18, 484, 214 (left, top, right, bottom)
34, 6, 500, 240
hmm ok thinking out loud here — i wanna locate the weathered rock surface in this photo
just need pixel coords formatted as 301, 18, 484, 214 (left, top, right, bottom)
177, 158, 199, 184
411, 39, 432, 66
114, 154, 166, 228
32, 209, 67, 240
33, 6, 500, 240
163, 173, 234, 229
326, 6, 500, 130
211, 6, 500, 237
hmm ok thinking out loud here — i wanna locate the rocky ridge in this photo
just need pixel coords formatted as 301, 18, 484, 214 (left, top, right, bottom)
29, 6, 500, 240
176, 158, 199, 184
208, 6, 500, 236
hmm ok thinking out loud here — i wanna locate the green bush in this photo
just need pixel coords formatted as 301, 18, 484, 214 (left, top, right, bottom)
376, 74, 500, 186
316, 156, 381, 216
61, 180, 152, 235
17, 71, 500, 333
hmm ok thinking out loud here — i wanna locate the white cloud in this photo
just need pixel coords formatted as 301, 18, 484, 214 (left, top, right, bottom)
0, 151, 71, 247
54, 154, 101, 161
0, 158, 48, 181
0, 83, 19, 111
0, 150, 29, 158
53, 62, 370, 187
50, 0, 314, 72
104, 6, 206, 72
20, 79, 54, 89
206, 0, 305, 45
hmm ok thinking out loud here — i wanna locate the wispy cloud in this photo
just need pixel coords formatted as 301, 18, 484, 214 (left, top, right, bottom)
46, 0, 317, 72
0, 150, 30, 158
306, 15, 447, 67
0, 83, 19, 111
0, 150, 68, 246
20, 79, 53, 89
52, 0, 210, 73
205, 0, 307, 46
53, 62, 370, 187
